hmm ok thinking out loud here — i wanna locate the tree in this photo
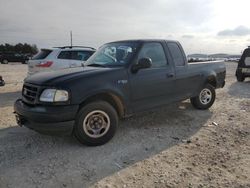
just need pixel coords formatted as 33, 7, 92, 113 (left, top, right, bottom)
0, 43, 38, 55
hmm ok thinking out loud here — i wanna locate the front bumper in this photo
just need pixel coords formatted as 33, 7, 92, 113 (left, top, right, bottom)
14, 99, 79, 135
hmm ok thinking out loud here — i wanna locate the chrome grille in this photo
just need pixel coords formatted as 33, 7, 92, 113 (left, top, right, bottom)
22, 84, 38, 104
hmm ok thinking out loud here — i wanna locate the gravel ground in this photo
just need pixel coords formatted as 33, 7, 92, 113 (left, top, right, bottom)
0, 62, 249, 188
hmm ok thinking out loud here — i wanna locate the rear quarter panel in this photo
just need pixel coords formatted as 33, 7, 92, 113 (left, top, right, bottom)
188, 61, 226, 92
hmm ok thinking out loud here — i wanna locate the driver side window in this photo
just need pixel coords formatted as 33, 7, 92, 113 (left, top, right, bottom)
138, 43, 167, 68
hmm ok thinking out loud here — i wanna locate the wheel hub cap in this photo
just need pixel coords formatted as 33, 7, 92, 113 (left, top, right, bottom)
199, 88, 212, 105
83, 110, 110, 138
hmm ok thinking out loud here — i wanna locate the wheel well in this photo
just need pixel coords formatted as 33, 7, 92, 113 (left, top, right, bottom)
207, 76, 217, 88
79, 93, 125, 118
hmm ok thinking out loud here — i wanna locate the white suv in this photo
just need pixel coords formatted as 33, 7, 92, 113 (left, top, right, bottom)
28, 46, 96, 76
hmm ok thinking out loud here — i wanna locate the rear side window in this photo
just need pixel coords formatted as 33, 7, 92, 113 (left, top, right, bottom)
71, 51, 94, 61
58, 50, 94, 61
243, 49, 250, 66
58, 51, 71, 59
167, 43, 185, 66
32, 50, 52, 60
245, 57, 250, 66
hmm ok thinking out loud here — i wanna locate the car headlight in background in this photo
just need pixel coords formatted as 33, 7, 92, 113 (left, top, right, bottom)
40, 89, 69, 102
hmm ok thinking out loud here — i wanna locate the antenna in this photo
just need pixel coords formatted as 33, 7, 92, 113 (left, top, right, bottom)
70, 31, 73, 47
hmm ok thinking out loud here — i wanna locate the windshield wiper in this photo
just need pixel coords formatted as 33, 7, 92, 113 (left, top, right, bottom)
87, 63, 106, 67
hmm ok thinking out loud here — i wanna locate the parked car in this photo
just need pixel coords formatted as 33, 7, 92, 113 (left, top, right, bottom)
27, 46, 96, 76
236, 46, 250, 82
14, 39, 226, 146
0, 52, 29, 64
0, 75, 5, 86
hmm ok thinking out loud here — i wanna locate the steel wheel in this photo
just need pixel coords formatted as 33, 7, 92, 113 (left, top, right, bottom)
199, 88, 212, 105
74, 101, 118, 146
191, 84, 216, 110
83, 110, 110, 138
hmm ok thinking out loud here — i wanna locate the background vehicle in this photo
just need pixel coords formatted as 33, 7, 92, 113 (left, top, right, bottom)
27, 46, 96, 76
236, 46, 250, 82
0, 75, 5, 86
0, 52, 29, 64
14, 39, 226, 146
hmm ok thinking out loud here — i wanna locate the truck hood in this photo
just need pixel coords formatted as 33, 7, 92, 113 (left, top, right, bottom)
24, 66, 113, 85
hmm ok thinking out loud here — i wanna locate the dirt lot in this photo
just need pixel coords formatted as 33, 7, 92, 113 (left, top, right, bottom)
0, 62, 249, 188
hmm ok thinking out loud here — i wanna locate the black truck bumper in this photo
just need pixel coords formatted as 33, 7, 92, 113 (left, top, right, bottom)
14, 99, 79, 135
236, 67, 250, 77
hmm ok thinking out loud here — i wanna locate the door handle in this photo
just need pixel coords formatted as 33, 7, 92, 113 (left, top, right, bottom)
166, 73, 174, 78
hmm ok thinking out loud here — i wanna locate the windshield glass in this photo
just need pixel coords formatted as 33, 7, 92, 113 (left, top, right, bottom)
85, 42, 139, 67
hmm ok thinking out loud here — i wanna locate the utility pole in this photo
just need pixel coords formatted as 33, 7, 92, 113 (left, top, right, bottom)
70, 31, 73, 47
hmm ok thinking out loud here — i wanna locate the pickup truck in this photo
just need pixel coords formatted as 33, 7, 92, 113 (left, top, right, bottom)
14, 39, 226, 146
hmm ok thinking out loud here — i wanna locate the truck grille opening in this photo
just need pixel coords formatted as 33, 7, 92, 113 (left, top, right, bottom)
22, 84, 38, 104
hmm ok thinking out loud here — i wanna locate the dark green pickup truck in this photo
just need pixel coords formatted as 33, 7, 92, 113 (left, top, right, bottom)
14, 39, 226, 146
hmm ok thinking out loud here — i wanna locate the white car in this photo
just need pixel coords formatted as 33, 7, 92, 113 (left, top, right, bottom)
28, 46, 96, 76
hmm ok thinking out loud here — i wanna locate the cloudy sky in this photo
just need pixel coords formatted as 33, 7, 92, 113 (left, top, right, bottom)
0, 0, 250, 54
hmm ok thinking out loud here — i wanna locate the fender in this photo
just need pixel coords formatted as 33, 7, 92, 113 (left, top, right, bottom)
202, 70, 217, 88
78, 88, 130, 117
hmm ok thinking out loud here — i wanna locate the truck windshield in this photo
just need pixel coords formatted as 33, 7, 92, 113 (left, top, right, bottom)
85, 42, 139, 67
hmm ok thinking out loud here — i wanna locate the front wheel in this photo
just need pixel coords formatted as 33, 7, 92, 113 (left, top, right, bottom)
74, 101, 118, 146
236, 74, 245, 82
236, 70, 245, 82
191, 84, 216, 110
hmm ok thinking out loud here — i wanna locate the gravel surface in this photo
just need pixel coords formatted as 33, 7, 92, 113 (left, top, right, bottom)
0, 62, 249, 188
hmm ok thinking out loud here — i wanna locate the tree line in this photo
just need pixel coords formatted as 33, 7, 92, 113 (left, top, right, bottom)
0, 43, 38, 55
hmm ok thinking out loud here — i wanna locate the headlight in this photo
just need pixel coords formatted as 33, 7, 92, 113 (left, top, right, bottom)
40, 89, 69, 102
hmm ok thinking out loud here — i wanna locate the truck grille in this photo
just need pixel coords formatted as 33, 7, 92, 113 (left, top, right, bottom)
22, 84, 39, 104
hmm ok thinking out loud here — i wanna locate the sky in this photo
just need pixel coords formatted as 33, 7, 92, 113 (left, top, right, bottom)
0, 0, 250, 55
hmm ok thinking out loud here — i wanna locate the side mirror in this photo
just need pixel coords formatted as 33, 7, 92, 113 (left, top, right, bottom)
131, 58, 152, 73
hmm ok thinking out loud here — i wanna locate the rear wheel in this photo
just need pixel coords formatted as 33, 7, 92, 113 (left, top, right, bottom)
74, 101, 118, 146
191, 84, 216, 110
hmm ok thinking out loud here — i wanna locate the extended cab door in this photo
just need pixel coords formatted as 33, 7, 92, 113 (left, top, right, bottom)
129, 42, 175, 112
167, 42, 202, 99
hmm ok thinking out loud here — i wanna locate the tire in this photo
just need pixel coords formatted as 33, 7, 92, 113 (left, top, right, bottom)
2, 59, 8, 64
74, 101, 118, 146
236, 74, 245, 82
191, 84, 216, 110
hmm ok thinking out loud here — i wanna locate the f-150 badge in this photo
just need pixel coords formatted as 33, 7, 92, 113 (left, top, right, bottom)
117, 80, 128, 84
